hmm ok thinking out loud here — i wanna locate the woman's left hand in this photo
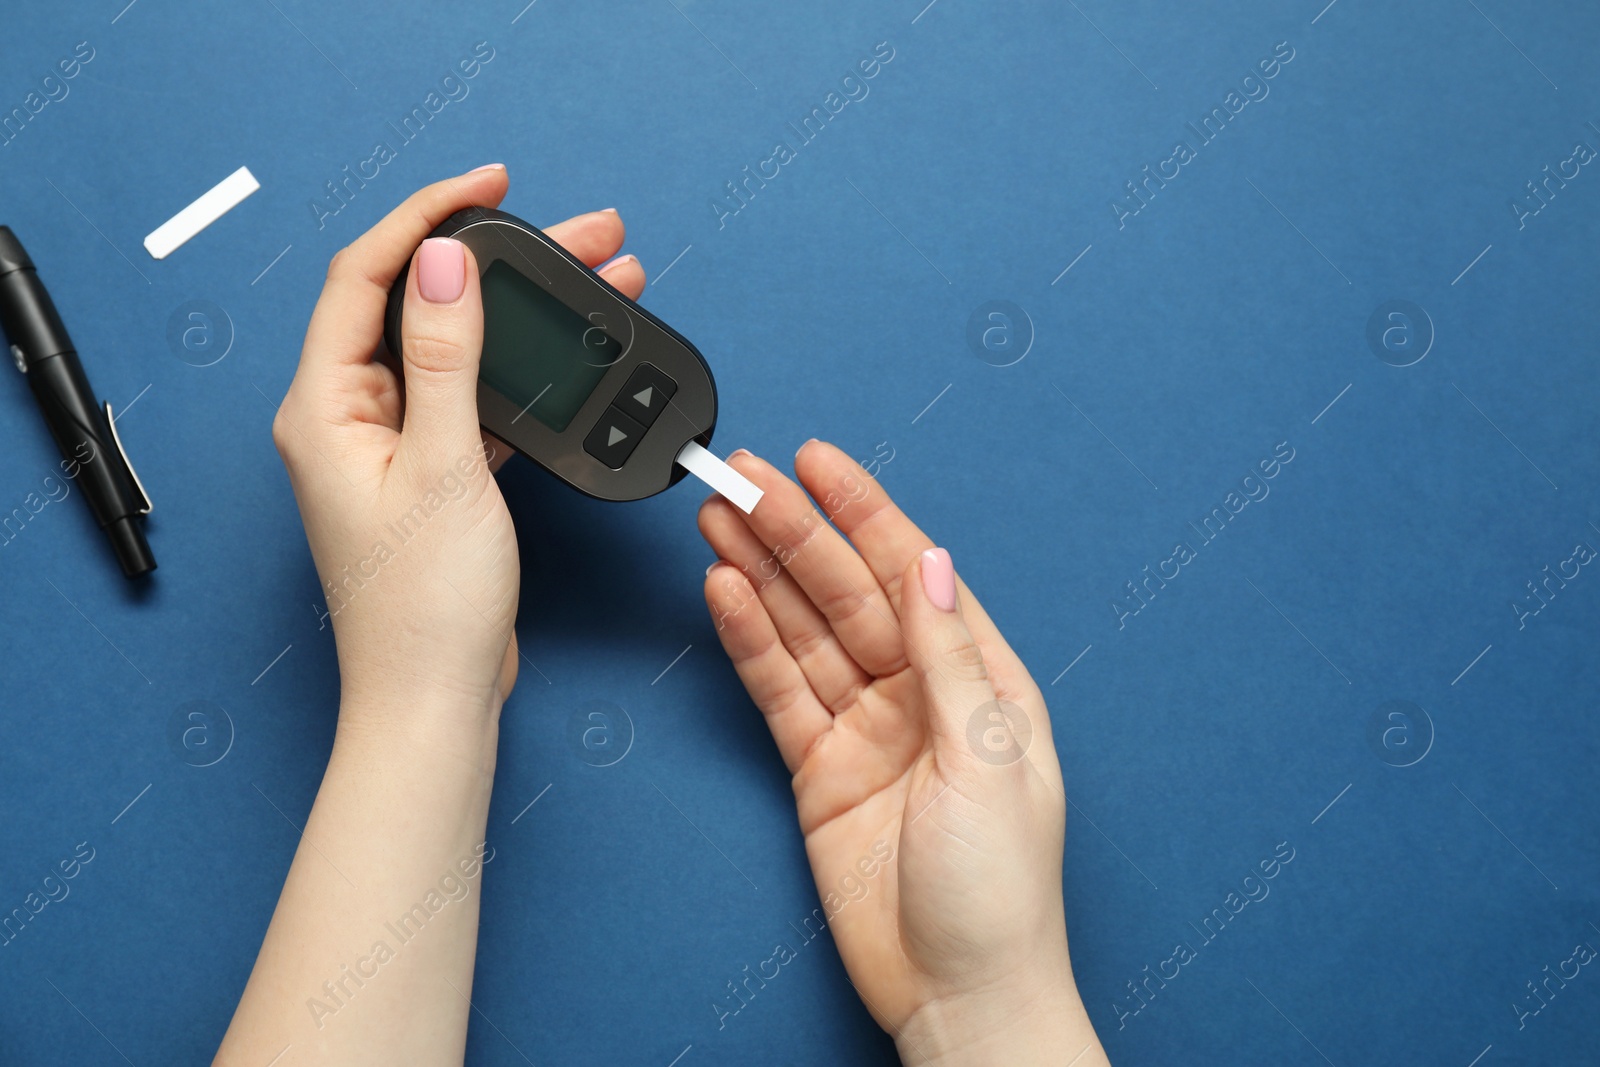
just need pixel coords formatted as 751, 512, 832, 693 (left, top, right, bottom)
219, 170, 649, 1066
272, 167, 646, 720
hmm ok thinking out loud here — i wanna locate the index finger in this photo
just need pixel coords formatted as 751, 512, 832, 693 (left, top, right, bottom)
795, 440, 933, 608
795, 441, 1040, 702
299, 166, 509, 375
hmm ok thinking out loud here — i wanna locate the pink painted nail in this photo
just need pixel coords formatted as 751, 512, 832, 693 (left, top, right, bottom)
921, 548, 956, 612
599, 253, 637, 272
470, 163, 504, 172
417, 238, 465, 303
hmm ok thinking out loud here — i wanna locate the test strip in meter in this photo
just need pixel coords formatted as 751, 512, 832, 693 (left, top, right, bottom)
676, 441, 763, 514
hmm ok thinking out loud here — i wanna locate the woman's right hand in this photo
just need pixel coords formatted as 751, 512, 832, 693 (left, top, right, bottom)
699, 441, 1108, 1066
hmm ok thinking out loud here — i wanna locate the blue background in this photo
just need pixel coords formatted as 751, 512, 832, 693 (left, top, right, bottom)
1, 1, 1597, 1064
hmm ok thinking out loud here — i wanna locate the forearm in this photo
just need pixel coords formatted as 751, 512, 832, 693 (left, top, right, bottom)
895, 961, 1109, 1067
215, 695, 500, 1066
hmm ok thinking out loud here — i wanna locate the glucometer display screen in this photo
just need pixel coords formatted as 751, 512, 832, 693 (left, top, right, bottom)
478, 259, 619, 432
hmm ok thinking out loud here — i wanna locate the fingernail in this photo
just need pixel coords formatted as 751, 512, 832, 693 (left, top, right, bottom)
795, 438, 818, 459
417, 238, 466, 303
706, 559, 727, 575
599, 253, 637, 272
470, 163, 504, 173
728, 448, 753, 461
921, 548, 956, 612
600, 207, 619, 215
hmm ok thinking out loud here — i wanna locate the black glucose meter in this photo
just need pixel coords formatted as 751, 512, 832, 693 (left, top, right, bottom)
384, 207, 717, 501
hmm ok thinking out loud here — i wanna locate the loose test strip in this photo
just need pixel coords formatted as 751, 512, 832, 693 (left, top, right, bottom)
143, 166, 260, 260
676, 440, 763, 514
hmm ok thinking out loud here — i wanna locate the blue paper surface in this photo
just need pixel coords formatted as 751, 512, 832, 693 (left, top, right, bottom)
0, 2, 1596, 1063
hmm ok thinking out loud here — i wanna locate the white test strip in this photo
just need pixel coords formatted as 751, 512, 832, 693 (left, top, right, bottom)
676, 440, 764, 514
142, 166, 260, 260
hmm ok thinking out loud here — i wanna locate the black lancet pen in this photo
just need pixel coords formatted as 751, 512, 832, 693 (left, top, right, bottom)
0, 226, 154, 578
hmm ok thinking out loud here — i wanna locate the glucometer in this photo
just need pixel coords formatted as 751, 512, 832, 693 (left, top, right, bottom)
384, 207, 760, 511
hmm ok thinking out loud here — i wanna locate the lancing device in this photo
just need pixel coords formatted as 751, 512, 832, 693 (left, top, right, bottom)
384, 207, 761, 512
0, 227, 154, 578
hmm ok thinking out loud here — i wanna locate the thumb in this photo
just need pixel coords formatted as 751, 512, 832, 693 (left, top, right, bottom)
902, 548, 1029, 772
396, 237, 485, 458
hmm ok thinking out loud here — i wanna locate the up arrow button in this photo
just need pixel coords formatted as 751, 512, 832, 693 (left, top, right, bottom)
615, 364, 678, 426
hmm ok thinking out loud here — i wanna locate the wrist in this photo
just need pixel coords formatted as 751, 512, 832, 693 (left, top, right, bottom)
338, 665, 504, 724
335, 681, 503, 768
329, 623, 511, 729
895, 955, 1106, 1067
